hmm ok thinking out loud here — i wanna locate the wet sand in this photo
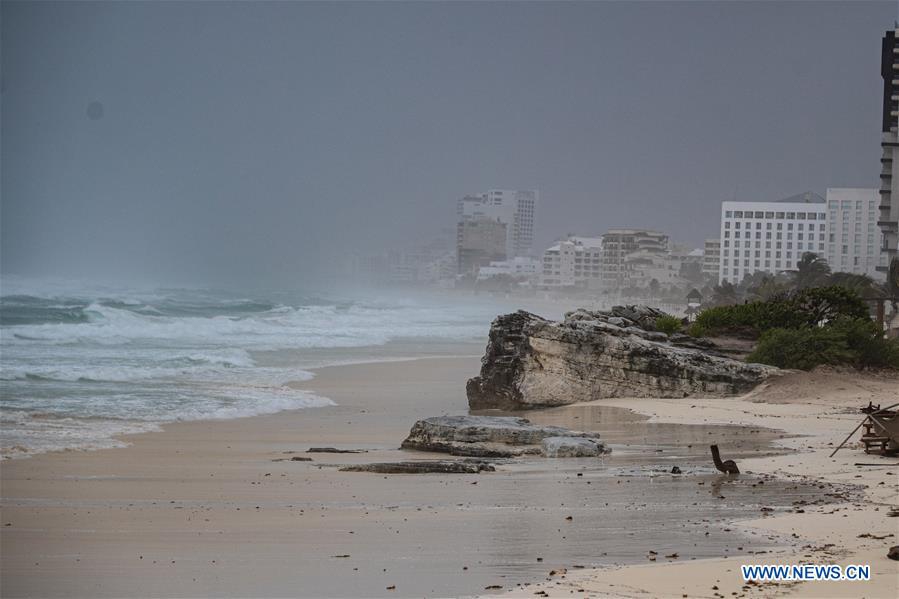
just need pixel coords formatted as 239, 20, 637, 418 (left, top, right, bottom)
514, 368, 899, 599
0, 357, 870, 598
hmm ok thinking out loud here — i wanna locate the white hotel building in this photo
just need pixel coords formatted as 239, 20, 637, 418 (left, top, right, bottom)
718, 192, 827, 284
718, 190, 886, 284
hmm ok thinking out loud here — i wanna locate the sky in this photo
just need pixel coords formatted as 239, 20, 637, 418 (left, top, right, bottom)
1, 1, 896, 287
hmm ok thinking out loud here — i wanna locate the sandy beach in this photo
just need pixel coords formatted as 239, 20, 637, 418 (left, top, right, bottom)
1, 358, 897, 598
514, 368, 899, 599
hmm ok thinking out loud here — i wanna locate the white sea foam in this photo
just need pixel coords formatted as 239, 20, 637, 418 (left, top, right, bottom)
0, 282, 494, 457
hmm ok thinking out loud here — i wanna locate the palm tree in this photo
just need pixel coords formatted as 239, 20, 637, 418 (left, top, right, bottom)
888, 257, 899, 299
745, 274, 790, 302
710, 281, 739, 306
792, 252, 831, 289
827, 272, 882, 298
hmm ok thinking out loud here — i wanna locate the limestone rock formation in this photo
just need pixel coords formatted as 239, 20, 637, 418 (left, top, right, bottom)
400, 415, 606, 458
467, 307, 777, 410
541, 436, 607, 458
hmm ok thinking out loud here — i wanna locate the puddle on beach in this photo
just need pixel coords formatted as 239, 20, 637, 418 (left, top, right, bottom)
2, 403, 849, 598
202, 404, 844, 598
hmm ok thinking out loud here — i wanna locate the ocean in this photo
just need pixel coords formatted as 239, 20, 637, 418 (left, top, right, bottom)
0, 279, 499, 457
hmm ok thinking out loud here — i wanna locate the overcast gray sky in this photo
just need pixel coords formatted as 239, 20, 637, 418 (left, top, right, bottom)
2, 1, 896, 286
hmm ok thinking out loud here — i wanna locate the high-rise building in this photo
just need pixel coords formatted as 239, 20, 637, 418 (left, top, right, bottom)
457, 190, 538, 258
878, 28, 899, 271
824, 188, 887, 278
718, 192, 827, 284
702, 238, 721, 279
600, 229, 669, 289
456, 216, 507, 276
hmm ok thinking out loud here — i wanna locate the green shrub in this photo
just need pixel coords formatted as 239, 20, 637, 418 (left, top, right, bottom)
695, 286, 869, 336
747, 327, 853, 370
686, 322, 708, 338
747, 317, 899, 370
654, 314, 682, 336
829, 317, 899, 368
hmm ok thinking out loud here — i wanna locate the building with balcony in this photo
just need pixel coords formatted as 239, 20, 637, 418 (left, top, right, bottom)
878, 28, 899, 271
702, 238, 721, 279
599, 229, 669, 289
824, 188, 887, 278
539, 237, 604, 289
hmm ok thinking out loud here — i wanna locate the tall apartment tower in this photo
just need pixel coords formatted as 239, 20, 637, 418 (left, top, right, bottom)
457, 190, 538, 258
879, 28, 899, 271
825, 188, 887, 278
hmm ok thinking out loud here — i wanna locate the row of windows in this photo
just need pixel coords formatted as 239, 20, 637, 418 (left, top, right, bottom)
726, 221, 821, 231
827, 200, 876, 210
725, 210, 826, 220
724, 231, 826, 241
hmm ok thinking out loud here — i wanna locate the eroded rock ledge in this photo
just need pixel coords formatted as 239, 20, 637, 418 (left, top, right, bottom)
400, 415, 607, 458
466, 307, 777, 410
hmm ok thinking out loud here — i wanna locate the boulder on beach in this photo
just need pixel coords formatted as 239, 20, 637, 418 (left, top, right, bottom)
466, 307, 778, 410
400, 415, 607, 458
541, 436, 607, 458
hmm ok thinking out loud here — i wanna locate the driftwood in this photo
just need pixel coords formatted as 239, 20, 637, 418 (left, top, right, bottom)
710, 444, 739, 474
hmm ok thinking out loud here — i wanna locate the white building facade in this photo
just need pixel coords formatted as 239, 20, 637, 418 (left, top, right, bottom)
825, 188, 887, 278
718, 194, 827, 284
477, 256, 540, 281
539, 237, 603, 289
702, 238, 721, 279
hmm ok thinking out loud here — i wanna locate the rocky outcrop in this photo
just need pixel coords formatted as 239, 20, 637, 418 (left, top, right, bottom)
467, 306, 777, 410
400, 415, 606, 458
541, 436, 605, 458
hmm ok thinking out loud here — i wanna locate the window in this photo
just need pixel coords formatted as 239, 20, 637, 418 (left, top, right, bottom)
797, 213, 806, 219
734, 211, 743, 218
786, 212, 795, 219
754, 211, 763, 218
776, 212, 785, 219
765, 212, 774, 218
725, 211, 733, 217
725, 222, 731, 229
735, 222, 741, 229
